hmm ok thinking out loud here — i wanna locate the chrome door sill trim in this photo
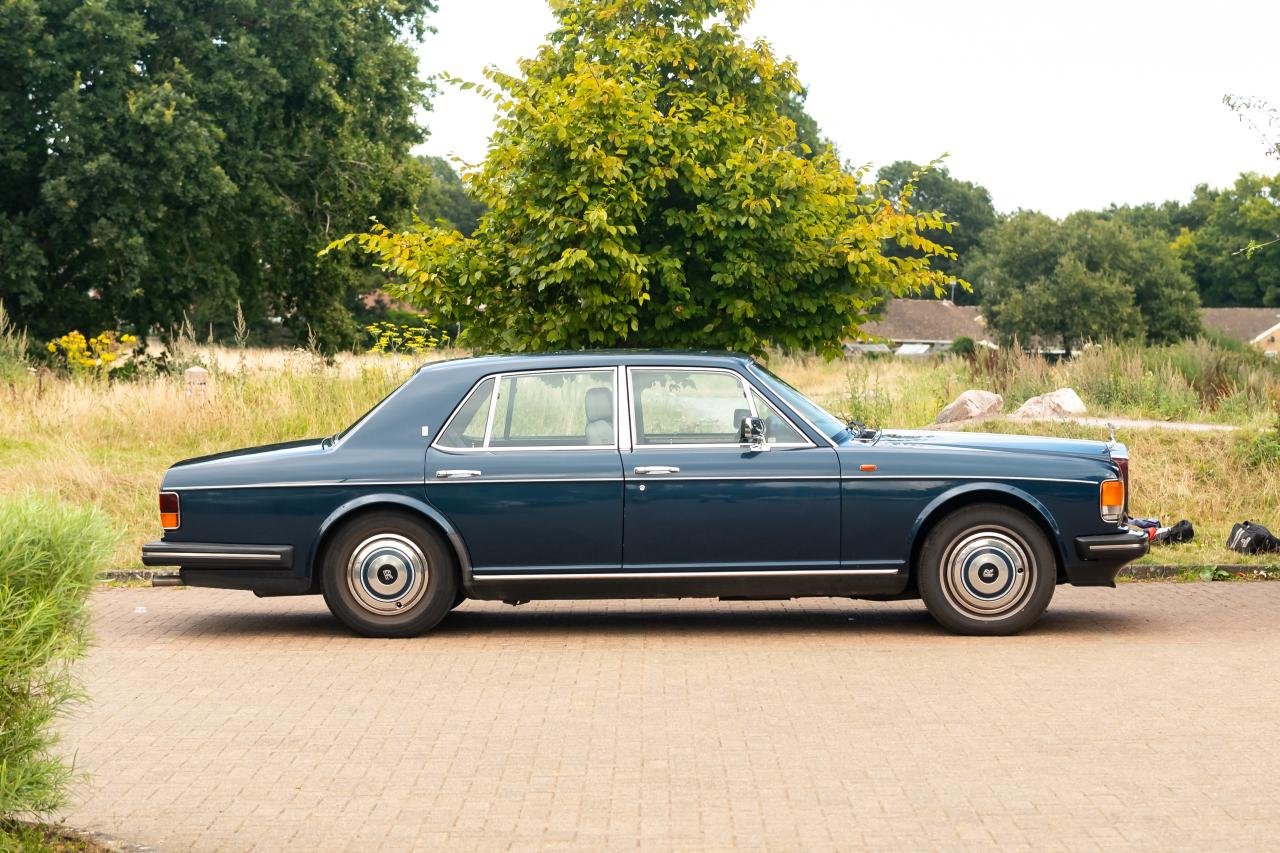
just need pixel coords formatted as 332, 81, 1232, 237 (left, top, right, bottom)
473, 568, 902, 581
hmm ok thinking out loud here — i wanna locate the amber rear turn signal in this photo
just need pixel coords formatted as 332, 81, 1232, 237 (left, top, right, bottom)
1099, 479, 1125, 523
159, 491, 180, 530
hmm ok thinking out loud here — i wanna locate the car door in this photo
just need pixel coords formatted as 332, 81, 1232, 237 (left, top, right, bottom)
425, 367, 624, 578
620, 366, 840, 575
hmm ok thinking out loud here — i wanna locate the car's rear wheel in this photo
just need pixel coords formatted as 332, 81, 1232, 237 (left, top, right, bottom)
320, 511, 458, 638
917, 504, 1056, 635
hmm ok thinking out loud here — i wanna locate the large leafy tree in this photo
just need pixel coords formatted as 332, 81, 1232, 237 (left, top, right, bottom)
1173, 173, 1280, 306
331, 0, 955, 356
970, 211, 1201, 354
417, 157, 487, 237
0, 0, 435, 347
877, 160, 995, 291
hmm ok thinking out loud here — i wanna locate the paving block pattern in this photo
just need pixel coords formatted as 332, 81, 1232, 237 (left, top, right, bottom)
60, 584, 1280, 851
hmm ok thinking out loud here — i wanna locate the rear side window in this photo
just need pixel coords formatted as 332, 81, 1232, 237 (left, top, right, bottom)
436, 370, 616, 449
436, 377, 495, 449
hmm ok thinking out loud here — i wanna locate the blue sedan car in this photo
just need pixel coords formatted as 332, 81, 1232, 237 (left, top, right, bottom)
142, 351, 1148, 636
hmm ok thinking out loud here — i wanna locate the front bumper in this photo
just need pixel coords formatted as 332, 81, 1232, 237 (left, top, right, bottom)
142, 541, 294, 570
1067, 529, 1150, 587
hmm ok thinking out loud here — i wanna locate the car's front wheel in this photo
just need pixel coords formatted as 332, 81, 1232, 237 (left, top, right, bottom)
917, 504, 1056, 635
320, 511, 458, 638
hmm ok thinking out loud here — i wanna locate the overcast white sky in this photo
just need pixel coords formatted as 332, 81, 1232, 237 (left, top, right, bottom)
416, 1, 1279, 218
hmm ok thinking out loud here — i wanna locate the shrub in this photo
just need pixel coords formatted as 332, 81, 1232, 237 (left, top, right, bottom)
0, 495, 117, 826
365, 321, 447, 356
45, 330, 139, 378
949, 336, 977, 357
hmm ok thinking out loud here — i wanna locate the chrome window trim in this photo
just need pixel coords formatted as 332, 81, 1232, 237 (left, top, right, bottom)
430, 367, 620, 453
625, 366, 815, 450
433, 376, 497, 451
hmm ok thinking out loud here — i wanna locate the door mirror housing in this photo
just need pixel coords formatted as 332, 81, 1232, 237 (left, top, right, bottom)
739, 416, 769, 451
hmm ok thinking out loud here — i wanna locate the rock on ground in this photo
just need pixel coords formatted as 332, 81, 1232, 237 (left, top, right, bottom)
1012, 387, 1087, 419
935, 389, 1003, 423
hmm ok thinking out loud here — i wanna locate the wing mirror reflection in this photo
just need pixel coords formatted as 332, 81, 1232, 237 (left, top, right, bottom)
739, 416, 770, 452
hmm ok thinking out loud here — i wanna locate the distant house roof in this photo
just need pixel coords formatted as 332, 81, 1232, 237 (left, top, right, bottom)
1200, 307, 1280, 343
860, 299, 989, 344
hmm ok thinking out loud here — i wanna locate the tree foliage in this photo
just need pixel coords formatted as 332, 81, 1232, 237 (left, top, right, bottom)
877, 160, 995, 288
1173, 173, 1280, 306
0, 0, 436, 348
417, 156, 487, 236
330, 0, 956, 357
970, 211, 1201, 354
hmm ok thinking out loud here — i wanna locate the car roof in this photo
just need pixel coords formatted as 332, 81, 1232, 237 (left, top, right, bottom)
418, 350, 757, 375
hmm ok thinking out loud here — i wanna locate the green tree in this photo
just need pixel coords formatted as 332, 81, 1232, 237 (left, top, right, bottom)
1174, 173, 1280, 305
417, 156, 487, 236
330, 0, 955, 356
877, 160, 996, 290
970, 211, 1201, 353
0, 0, 436, 348
1100, 196, 1211, 242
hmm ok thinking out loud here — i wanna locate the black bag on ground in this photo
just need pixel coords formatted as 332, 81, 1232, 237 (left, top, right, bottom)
1226, 521, 1280, 554
1153, 519, 1194, 545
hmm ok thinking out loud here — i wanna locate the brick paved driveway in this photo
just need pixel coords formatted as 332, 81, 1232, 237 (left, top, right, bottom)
60, 584, 1280, 851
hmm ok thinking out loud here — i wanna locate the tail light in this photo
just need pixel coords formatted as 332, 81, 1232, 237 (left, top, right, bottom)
1099, 479, 1125, 524
1111, 448, 1130, 516
159, 491, 181, 530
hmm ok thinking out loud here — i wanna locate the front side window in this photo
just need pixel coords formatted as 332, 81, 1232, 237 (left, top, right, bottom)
632, 370, 752, 446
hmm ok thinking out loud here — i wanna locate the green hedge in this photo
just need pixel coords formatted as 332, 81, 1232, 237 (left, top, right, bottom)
0, 494, 116, 825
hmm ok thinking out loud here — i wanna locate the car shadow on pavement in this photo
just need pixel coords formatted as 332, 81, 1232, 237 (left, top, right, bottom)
174, 599, 1141, 642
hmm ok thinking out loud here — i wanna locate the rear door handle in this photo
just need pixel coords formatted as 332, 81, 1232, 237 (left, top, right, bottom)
435, 469, 482, 479
634, 466, 680, 475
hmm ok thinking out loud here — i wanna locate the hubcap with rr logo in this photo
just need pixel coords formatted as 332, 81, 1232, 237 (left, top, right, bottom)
346, 533, 429, 615
939, 527, 1034, 620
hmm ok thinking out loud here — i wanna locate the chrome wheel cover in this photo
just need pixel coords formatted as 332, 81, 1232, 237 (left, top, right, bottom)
939, 526, 1035, 620
346, 533, 429, 616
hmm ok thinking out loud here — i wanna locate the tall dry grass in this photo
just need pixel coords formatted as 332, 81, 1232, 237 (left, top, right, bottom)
1, 350, 434, 567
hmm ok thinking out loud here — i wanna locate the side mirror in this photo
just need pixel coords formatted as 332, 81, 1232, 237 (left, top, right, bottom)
739, 416, 769, 452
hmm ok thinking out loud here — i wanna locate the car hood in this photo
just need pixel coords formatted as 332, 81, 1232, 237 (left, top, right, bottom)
873, 429, 1112, 460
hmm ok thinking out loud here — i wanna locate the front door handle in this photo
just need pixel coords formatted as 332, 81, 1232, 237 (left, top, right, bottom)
435, 469, 482, 479
634, 466, 680, 475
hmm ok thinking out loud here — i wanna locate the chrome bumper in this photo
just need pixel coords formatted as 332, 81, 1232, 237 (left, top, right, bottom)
141, 541, 294, 571
1074, 529, 1150, 561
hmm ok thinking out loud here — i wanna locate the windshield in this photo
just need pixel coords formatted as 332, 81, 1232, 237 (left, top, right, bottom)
748, 362, 848, 442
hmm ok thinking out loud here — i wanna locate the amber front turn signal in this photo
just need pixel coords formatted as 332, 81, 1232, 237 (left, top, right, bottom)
159, 491, 181, 530
1099, 479, 1125, 523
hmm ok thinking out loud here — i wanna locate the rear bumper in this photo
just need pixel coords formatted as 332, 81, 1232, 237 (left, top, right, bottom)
142, 541, 310, 596
142, 541, 294, 570
1067, 529, 1150, 587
